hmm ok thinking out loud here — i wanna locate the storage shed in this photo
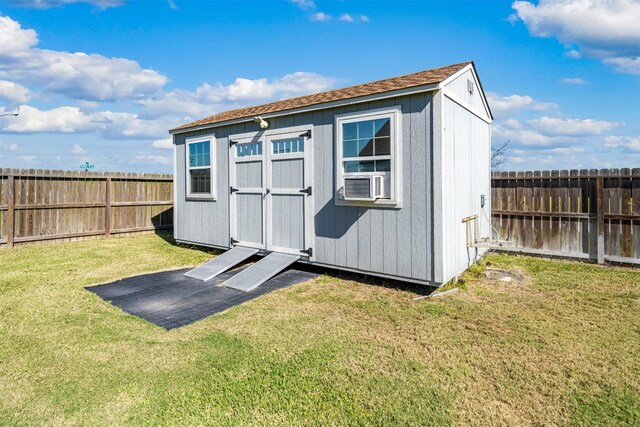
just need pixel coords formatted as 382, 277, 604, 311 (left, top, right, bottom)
170, 62, 492, 287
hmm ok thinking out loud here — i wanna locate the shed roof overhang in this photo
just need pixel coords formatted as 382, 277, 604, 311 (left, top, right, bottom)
170, 61, 491, 135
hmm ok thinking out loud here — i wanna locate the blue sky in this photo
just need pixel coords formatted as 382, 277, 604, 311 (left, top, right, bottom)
0, 0, 639, 173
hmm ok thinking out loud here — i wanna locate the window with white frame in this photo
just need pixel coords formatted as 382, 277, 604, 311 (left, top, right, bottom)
336, 106, 401, 204
186, 136, 215, 198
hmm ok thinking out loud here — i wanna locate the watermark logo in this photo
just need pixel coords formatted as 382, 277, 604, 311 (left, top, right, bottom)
80, 162, 94, 170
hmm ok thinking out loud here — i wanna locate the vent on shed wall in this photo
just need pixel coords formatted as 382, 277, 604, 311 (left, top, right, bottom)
467, 79, 474, 94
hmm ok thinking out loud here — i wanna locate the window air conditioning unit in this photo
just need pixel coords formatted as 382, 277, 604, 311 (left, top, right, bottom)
343, 175, 384, 201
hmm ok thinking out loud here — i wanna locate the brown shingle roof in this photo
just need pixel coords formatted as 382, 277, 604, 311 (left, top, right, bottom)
171, 62, 471, 132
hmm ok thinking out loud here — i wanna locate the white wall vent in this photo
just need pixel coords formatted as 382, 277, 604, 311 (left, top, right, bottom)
467, 79, 474, 94
343, 175, 384, 201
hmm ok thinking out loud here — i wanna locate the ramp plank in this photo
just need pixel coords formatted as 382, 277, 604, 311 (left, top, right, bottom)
184, 246, 259, 281
223, 252, 300, 292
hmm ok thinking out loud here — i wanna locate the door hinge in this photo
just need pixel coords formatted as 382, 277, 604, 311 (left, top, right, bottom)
299, 186, 312, 196
230, 186, 239, 193
300, 248, 312, 257
229, 140, 238, 146
230, 238, 239, 246
299, 130, 311, 139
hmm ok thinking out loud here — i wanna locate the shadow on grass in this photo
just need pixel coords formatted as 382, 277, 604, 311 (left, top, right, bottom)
154, 230, 223, 257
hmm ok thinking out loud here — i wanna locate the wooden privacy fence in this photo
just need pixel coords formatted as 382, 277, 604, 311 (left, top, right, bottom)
491, 168, 640, 264
0, 168, 173, 248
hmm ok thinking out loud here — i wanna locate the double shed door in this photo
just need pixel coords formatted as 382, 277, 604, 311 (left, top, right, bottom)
230, 130, 312, 256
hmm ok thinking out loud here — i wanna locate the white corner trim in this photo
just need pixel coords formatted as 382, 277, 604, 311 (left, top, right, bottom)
172, 134, 178, 235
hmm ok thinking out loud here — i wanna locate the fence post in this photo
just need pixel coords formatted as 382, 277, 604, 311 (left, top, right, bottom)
6, 174, 15, 248
105, 177, 111, 238
596, 175, 605, 264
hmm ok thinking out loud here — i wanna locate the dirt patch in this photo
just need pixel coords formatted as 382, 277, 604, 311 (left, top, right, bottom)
485, 267, 530, 286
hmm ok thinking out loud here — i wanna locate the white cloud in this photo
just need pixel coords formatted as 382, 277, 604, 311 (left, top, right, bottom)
225, 77, 277, 100
528, 116, 621, 136
100, 114, 174, 140
167, 0, 178, 11
487, 92, 558, 118
311, 12, 331, 21
17, 155, 38, 163
0, 141, 19, 151
0, 16, 167, 101
559, 77, 586, 84
0, 68, 338, 140
340, 14, 354, 22
602, 57, 640, 74
493, 124, 574, 146
0, 15, 37, 53
0, 80, 31, 104
137, 71, 337, 119
360, 15, 370, 22
76, 100, 99, 110
0, 105, 173, 140
151, 138, 173, 150
566, 49, 582, 58
507, 145, 589, 168
604, 135, 640, 152
3, 105, 96, 133
291, 0, 315, 10
8, 0, 125, 9
71, 144, 86, 155
270, 71, 338, 97
511, 0, 640, 74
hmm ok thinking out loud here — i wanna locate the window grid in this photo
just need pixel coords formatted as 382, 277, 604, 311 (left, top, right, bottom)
272, 137, 304, 155
189, 141, 211, 168
236, 142, 262, 157
190, 169, 210, 194
342, 118, 391, 173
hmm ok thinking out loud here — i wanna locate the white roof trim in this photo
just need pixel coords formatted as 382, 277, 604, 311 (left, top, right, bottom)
170, 82, 440, 135
442, 88, 492, 124
438, 63, 492, 120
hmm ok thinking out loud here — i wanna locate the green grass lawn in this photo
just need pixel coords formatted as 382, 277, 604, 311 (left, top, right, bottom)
0, 234, 639, 426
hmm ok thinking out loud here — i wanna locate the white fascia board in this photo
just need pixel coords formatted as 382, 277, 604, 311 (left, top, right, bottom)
169, 82, 440, 135
438, 63, 493, 121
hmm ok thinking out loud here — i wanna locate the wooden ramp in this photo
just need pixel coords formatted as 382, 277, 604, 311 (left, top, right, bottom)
223, 252, 300, 292
184, 246, 258, 281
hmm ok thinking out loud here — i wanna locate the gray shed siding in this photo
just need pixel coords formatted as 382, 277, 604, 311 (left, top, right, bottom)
174, 92, 435, 284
